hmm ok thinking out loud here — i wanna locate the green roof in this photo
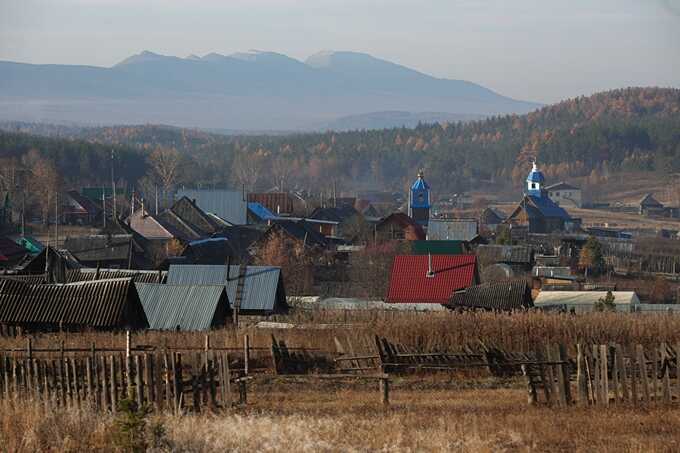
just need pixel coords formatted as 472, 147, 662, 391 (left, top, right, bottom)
411, 240, 466, 255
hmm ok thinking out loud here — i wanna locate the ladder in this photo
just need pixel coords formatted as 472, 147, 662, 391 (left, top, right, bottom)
233, 265, 248, 325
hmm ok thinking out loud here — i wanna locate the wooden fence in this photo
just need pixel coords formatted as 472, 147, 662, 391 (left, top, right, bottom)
525, 343, 680, 407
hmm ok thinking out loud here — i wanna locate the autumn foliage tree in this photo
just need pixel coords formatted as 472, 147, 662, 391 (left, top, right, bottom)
253, 230, 314, 295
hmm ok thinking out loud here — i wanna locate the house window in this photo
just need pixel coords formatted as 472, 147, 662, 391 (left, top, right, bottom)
556, 192, 560, 196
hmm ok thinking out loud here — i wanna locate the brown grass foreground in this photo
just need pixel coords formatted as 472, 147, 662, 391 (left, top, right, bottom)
2, 311, 680, 353
2, 380, 680, 452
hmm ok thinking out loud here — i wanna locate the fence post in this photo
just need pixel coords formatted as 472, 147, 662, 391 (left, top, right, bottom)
558, 344, 571, 405
244, 335, 250, 376
611, 344, 621, 404
599, 345, 609, 406
125, 330, 133, 399
380, 376, 390, 406
617, 346, 629, 403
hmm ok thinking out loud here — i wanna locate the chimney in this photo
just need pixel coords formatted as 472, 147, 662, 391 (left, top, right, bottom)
426, 253, 435, 278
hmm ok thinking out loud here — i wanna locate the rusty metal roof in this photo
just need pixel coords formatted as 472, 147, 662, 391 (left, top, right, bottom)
0, 278, 148, 329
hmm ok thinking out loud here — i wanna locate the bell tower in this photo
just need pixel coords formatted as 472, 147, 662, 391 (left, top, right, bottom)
409, 170, 431, 227
526, 161, 545, 197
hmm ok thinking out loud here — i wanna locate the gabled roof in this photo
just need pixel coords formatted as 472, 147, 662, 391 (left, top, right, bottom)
0, 278, 148, 329
480, 208, 505, 225
136, 283, 230, 331
427, 219, 479, 241
267, 220, 328, 248
166, 264, 287, 313
376, 213, 426, 239
65, 190, 101, 215
175, 189, 247, 225
448, 280, 533, 311
511, 195, 571, 220
477, 244, 533, 265
214, 225, 265, 258
170, 196, 226, 236
156, 209, 203, 241
181, 237, 235, 264
545, 182, 580, 191
386, 255, 478, 304
309, 205, 359, 223
66, 268, 166, 284
639, 193, 664, 208
63, 235, 132, 262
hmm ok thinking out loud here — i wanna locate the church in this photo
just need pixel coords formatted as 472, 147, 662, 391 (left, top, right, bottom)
505, 162, 574, 234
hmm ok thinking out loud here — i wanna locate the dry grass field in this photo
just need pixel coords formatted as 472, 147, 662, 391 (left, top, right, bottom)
2, 311, 680, 353
3, 382, 680, 452
3, 311, 680, 451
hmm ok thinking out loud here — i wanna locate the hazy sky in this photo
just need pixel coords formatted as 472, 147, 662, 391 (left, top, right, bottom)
1, 0, 679, 103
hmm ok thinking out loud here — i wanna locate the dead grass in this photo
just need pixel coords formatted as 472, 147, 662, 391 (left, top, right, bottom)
2, 383, 680, 452
3, 311, 680, 355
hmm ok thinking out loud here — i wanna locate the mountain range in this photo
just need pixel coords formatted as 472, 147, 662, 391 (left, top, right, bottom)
0, 50, 541, 131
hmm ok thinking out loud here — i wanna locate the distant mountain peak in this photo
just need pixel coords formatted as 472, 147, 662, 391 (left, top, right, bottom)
186, 54, 201, 61
114, 50, 177, 67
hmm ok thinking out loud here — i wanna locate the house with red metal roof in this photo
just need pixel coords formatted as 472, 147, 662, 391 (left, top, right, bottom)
386, 254, 479, 304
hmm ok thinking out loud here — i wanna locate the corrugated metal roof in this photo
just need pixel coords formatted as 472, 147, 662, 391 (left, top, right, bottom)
247, 202, 277, 221
314, 298, 446, 311
176, 189, 247, 225
427, 219, 478, 241
386, 255, 478, 304
0, 278, 148, 329
67, 268, 167, 284
477, 245, 532, 264
527, 195, 571, 219
166, 264, 287, 313
136, 283, 230, 331
448, 280, 533, 311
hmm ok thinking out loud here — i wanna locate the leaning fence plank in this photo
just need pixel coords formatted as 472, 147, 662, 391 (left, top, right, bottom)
164, 353, 172, 412
637, 345, 650, 404
224, 351, 232, 408
629, 346, 638, 406
544, 345, 558, 406
577, 344, 587, 405
551, 344, 567, 406
535, 347, 550, 404
134, 355, 143, 406
661, 343, 672, 405
110, 355, 118, 413
101, 356, 110, 411
559, 344, 572, 405
611, 344, 621, 404
676, 342, 680, 406
617, 346, 629, 403
86, 357, 93, 408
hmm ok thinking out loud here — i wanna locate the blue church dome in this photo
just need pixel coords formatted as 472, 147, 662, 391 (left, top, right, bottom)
411, 171, 430, 191
526, 162, 545, 183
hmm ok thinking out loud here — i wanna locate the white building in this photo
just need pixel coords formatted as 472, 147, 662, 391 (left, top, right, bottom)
534, 291, 640, 313
545, 182, 582, 208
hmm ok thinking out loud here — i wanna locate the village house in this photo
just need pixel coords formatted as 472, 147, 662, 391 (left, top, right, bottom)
546, 182, 582, 208
375, 213, 426, 242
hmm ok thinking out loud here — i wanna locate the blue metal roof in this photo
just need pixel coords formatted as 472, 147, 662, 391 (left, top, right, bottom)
166, 264, 287, 313
527, 195, 571, 219
136, 283, 229, 331
411, 177, 430, 191
247, 202, 277, 221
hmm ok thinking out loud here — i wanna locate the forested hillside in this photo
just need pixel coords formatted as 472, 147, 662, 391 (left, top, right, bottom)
1, 87, 679, 200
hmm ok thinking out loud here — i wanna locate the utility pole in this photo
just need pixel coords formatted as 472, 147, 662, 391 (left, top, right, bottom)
102, 190, 106, 229
55, 192, 58, 249
111, 149, 117, 221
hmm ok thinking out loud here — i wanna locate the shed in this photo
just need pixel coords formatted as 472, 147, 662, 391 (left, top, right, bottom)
477, 244, 533, 269
0, 278, 148, 331
386, 255, 478, 304
166, 264, 288, 314
427, 219, 479, 242
136, 283, 231, 331
62, 235, 135, 268
533, 291, 640, 313
448, 279, 533, 311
